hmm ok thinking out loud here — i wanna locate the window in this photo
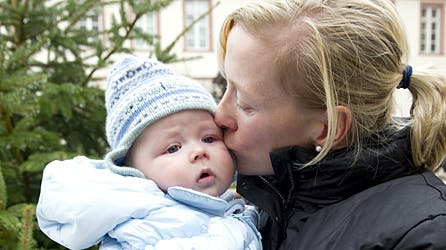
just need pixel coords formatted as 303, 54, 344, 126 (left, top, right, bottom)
134, 12, 158, 50
78, 8, 101, 42
184, 0, 211, 51
420, 4, 443, 54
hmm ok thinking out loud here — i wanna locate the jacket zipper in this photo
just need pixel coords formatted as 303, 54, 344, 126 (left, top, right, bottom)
258, 163, 295, 219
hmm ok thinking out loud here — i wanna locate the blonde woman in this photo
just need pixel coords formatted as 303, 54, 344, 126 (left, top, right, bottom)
214, 0, 446, 249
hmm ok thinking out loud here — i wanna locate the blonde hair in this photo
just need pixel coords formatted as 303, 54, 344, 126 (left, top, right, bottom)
218, 0, 446, 171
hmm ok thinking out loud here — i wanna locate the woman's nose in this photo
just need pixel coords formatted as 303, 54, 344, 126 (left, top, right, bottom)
215, 95, 237, 131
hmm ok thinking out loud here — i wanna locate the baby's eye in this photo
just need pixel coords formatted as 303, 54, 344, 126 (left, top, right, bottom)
166, 144, 181, 154
202, 136, 215, 143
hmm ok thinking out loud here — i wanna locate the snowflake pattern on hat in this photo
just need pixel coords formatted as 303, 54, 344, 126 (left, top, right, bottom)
104, 54, 217, 177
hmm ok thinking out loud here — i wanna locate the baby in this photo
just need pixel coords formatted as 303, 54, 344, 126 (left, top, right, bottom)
36, 54, 262, 250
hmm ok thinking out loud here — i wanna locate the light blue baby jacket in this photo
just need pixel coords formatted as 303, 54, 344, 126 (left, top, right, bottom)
36, 156, 262, 250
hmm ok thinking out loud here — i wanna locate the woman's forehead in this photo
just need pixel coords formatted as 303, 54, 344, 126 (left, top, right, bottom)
225, 26, 284, 94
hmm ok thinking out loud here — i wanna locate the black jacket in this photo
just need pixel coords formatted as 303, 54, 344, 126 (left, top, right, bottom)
237, 127, 446, 250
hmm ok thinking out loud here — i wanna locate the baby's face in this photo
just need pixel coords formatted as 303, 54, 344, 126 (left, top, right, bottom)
127, 110, 234, 197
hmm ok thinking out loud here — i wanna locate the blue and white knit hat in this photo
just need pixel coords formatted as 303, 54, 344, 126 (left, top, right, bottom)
104, 54, 217, 177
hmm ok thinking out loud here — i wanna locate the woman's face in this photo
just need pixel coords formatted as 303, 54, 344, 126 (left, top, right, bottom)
215, 25, 322, 175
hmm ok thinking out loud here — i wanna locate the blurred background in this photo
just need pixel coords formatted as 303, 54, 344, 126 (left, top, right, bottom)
0, 0, 445, 248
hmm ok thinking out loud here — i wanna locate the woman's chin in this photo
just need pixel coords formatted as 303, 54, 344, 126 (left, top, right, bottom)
236, 163, 274, 176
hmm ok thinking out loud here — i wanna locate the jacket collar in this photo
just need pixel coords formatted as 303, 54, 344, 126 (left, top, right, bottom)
167, 186, 245, 216
273, 126, 422, 205
238, 125, 424, 211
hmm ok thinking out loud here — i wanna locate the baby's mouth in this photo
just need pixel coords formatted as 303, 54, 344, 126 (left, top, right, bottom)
197, 169, 216, 185
200, 172, 210, 178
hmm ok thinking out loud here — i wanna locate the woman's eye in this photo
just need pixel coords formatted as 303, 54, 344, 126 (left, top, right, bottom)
237, 103, 253, 113
166, 145, 181, 154
202, 136, 215, 143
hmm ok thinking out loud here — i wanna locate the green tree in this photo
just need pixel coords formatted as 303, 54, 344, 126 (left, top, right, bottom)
0, 0, 216, 248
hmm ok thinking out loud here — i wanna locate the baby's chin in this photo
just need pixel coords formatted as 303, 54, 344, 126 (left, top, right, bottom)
196, 185, 229, 197
197, 188, 222, 197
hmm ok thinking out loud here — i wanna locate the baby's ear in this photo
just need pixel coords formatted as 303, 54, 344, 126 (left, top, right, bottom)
314, 105, 352, 149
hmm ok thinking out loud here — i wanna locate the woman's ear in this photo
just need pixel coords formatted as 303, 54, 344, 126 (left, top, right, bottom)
314, 106, 352, 149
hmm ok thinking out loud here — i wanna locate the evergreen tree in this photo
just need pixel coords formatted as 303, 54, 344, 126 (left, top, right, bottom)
0, 0, 213, 248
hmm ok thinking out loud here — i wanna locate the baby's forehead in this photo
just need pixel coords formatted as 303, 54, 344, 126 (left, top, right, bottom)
142, 109, 219, 134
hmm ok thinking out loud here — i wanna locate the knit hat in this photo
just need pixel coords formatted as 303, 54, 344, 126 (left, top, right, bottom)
104, 54, 217, 177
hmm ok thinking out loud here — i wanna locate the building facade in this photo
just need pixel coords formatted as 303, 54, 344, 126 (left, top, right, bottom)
87, 0, 445, 116
88, 0, 245, 92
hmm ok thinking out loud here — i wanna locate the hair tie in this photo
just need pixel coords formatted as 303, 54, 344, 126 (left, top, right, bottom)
397, 65, 412, 89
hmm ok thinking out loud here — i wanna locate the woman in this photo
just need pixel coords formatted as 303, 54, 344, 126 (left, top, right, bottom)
214, 0, 446, 249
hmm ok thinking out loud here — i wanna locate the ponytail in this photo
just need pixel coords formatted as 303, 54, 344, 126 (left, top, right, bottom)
408, 69, 446, 171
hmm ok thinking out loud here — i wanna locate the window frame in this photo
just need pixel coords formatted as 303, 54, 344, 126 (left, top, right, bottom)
77, 6, 105, 43
132, 11, 161, 51
183, 0, 213, 52
419, 2, 444, 55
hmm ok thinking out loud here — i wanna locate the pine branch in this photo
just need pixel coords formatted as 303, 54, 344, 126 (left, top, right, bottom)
0, 105, 13, 135
0, 209, 20, 243
6, 38, 49, 71
18, 204, 36, 250
64, 0, 99, 33
0, 167, 6, 210
155, 1, 220, 63
81, 10, 142, 86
